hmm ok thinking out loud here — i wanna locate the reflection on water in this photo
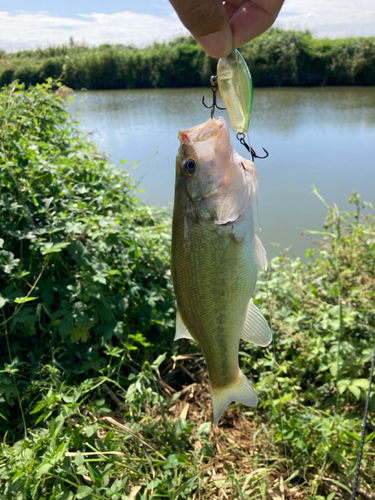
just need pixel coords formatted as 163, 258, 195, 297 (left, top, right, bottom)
254, 87, 375, 133
68, 87, 375, 259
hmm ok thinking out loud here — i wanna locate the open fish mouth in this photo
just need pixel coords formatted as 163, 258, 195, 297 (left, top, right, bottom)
215, 213, 242, 226
178, 117, 224, 146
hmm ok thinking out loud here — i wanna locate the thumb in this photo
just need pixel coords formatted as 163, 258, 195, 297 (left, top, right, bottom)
169, 0, 233, 58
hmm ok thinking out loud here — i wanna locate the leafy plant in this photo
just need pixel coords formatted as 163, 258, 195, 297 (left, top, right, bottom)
0, 81, 374, 499
241, 188, 375, 494
0, 80, 175, 435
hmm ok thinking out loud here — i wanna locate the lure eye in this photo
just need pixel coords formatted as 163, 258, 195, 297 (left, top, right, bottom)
183, 158, 196, 175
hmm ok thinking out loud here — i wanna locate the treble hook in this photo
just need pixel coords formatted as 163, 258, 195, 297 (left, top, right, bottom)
202, 75, 226, 119
236, 133, 269, 162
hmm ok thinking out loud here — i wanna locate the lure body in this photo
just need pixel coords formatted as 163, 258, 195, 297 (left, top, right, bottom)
217, 50, 253, 133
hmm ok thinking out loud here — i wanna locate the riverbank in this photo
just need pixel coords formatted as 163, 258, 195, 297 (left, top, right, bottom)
0, 82, 374, 498
0, 29, 375, 89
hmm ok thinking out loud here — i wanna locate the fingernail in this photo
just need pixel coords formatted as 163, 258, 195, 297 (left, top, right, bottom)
197, 30, 233, 58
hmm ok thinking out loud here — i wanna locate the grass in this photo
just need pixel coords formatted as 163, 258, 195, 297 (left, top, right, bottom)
0, 29, 375, 89
0, 81, 374, 499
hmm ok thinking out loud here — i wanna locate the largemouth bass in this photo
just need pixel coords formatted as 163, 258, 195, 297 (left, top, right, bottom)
171, 116, 272, 424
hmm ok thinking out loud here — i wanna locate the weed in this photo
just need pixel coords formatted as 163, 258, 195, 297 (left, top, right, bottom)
0, 81, 374, 499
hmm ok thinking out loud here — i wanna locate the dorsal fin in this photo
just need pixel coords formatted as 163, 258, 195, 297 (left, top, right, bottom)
174, 310, 194, 341
241, 300, 272, 347
254, 234, 267, 271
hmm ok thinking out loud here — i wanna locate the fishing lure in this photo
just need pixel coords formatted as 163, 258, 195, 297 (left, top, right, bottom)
217, 49, 253, 133
203, 49, 268, 161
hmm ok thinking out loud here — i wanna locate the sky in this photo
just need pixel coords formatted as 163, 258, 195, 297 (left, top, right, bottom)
0, 0, 375, 52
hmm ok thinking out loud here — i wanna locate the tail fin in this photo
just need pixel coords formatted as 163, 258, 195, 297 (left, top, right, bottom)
209, 371, 258, 424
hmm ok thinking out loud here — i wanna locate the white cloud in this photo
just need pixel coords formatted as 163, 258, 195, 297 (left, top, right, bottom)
275, 0, 375, 38
1, 0, 375, 52
0, 10, 189, 52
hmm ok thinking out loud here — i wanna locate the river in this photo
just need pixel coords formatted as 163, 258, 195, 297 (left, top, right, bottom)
68, 87, 375, 260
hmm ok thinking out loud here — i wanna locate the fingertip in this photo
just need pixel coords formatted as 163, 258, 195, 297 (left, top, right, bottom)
196, 30, 234, 59
230, 0, 285, 48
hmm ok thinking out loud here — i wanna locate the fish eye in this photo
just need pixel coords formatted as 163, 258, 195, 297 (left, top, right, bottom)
183, 158, 196, 175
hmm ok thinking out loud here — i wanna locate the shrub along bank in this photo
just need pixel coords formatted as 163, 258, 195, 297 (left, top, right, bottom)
0, 29, 375, 89
0, 82, 374, 499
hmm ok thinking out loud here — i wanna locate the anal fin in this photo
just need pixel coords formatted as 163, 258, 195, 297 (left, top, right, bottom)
174, 310, 194, 341
241, 300, 272, 347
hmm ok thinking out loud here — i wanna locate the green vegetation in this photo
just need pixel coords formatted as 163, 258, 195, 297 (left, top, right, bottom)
1, 29, 375, 89
1, 82, 375, 499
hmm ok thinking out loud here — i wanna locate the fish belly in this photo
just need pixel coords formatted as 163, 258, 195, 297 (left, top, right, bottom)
172, 206, 257, 396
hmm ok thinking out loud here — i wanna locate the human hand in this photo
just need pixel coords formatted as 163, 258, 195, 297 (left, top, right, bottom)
169, 0, 285, 58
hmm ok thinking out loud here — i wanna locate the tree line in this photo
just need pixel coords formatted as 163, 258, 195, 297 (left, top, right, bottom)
0, 28, 374, 89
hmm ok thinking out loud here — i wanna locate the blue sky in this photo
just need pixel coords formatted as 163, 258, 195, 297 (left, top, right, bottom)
1, 0, 375, 51
0, 0, 174, 18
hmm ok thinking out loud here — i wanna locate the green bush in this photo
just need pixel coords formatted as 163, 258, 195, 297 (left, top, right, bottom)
0, 81, 175, 437
0, 81, 374, 499
242, 190, 375, 488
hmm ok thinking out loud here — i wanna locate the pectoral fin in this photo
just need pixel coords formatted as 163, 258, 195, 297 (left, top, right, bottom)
241, 300, 272, 347
210, 370, 258, 424
254, 234, 267, 270
174, 311, 194, 341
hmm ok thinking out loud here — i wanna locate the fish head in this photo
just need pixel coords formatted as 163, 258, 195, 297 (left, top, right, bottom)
176, 117, 259, 224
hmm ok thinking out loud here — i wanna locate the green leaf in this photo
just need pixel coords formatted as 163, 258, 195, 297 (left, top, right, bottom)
30, 400, 46, 414
58, 314, 74, 339
61, 492, 74, 500
36, 463, 52, 478
62, 394, 74, 403
86, 423, 98, 437
352, 378, 369, 390
197, 422, 211, 436
86, 461, 100, 483
342, 429, 361, 442
0, 295, 8, 308
76, 486, 93, 499
152, 353, 166, 369
75, 451, 84, 467
71, 324, 89, 343
337, 379, 350, 394
306, 230, 331, 235
326, 478, 352, 494
348, 385, 361, 399
171, 391, 182, 401
164, 454, 180, 469
41, 241, 70, 255
14, 296, 37, 304
76, 465, 88, 475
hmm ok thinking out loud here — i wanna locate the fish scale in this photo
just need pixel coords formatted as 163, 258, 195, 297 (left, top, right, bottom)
176, 214, 255, 384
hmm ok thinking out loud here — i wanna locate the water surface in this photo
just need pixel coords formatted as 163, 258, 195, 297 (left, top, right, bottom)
69, 87, 375, 259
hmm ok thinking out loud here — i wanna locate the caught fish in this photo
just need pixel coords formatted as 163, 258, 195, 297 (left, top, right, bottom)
171, 116, 271, 424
